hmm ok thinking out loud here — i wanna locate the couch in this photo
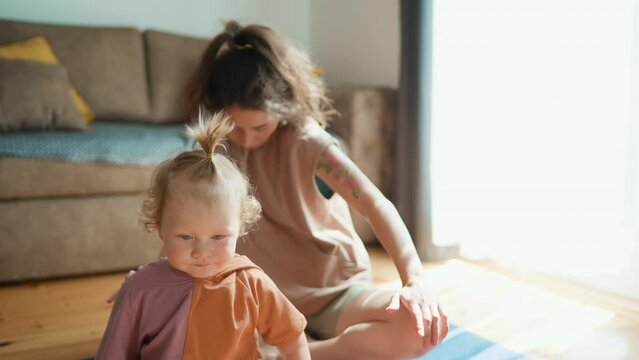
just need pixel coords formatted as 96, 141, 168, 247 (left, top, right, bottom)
0, 18, 396, 283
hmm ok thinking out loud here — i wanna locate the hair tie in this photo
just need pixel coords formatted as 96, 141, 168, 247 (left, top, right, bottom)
229, 40, 254, 51
209, 152, 214, 159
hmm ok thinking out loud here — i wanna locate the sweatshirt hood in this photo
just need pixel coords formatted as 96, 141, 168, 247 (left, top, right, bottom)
210, 254, 260, 283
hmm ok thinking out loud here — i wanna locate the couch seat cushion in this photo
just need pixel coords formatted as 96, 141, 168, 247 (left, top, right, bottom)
0, 121, 193, 200
0, 157, 154, 200
0, 194, 162, 282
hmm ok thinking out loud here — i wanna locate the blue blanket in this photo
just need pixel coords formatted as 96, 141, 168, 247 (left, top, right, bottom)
0, 121, 194, 165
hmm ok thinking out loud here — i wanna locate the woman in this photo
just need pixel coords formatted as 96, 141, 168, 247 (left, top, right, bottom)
184, 21, 448, 360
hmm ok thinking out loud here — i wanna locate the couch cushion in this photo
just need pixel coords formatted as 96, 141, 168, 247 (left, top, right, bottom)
0, 58, 86, 132
0, 157, 154, 200
145, 30, 209, 123
0, 19, 150, 121
0, 194, 162, 282
0, 121, 193, 199
0, 36, 93, 123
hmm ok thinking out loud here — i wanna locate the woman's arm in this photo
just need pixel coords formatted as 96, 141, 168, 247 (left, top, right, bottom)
315, 145, 422, 286
315, 144, 448, 344
276, 333, 311, 360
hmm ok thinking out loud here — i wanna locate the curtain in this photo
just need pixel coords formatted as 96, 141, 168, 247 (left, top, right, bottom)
397, 0, 459, 261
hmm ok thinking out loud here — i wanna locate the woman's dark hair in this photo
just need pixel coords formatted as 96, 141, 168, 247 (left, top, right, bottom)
185, 21, 334, 128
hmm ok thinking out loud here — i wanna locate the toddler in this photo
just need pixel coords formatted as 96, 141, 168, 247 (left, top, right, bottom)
96, 112, 310, 360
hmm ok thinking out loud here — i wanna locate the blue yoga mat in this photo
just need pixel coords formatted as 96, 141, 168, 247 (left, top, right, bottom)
419, 324, 529, 360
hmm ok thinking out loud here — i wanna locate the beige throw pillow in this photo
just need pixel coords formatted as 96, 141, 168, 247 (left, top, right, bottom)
0, 58, 86, 131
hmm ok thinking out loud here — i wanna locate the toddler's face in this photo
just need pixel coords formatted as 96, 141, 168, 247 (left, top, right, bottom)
158, 194, 240, 278
225, 105, 279, 149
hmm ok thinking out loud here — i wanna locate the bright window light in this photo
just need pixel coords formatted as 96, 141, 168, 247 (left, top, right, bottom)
430, 0, 639, 298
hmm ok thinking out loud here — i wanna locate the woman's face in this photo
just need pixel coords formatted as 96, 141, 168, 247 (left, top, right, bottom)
225, 105, 279, 149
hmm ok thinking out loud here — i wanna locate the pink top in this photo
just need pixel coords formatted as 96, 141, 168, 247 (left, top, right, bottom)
97, 255, 306, 359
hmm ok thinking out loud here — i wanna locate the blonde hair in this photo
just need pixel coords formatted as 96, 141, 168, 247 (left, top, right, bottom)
185, 21, 336, 129
141, 111, 261, 235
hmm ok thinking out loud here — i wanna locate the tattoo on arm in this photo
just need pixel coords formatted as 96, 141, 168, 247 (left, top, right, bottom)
316, 150, 362, 199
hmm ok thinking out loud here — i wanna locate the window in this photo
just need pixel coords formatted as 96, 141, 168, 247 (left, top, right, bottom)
430, 0, 639, 298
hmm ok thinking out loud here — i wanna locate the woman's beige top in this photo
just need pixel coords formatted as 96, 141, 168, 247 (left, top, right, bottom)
229, 121, 372, 316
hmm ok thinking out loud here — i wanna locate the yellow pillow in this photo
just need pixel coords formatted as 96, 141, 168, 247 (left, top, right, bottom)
0, 36, 94, 123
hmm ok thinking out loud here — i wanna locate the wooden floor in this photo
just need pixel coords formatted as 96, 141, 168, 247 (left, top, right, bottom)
1, 246, 638, 359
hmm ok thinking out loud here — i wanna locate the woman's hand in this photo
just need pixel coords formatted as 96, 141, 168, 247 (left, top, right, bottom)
385, 281, 449, 346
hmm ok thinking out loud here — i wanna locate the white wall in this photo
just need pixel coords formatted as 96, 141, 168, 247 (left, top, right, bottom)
310, 0, 400, 88
0, 0, 311, 49
0, 0, 399, 88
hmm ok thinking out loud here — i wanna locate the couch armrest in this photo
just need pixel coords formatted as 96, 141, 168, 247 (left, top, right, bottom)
328, 85, 397, 242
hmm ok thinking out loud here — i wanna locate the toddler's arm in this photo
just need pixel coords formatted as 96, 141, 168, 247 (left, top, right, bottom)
252, 269, 309, 359
276, 332, 311, 360
97, 282, 138, 359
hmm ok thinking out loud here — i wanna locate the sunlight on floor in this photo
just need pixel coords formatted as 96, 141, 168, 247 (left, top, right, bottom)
382, 259, 617, 359
2, 249, 635, 360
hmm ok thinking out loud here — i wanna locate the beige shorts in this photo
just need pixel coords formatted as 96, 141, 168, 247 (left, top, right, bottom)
305, 283, 370, 340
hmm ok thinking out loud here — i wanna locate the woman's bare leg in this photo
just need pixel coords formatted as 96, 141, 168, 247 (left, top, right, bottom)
309, 288, 436, 360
